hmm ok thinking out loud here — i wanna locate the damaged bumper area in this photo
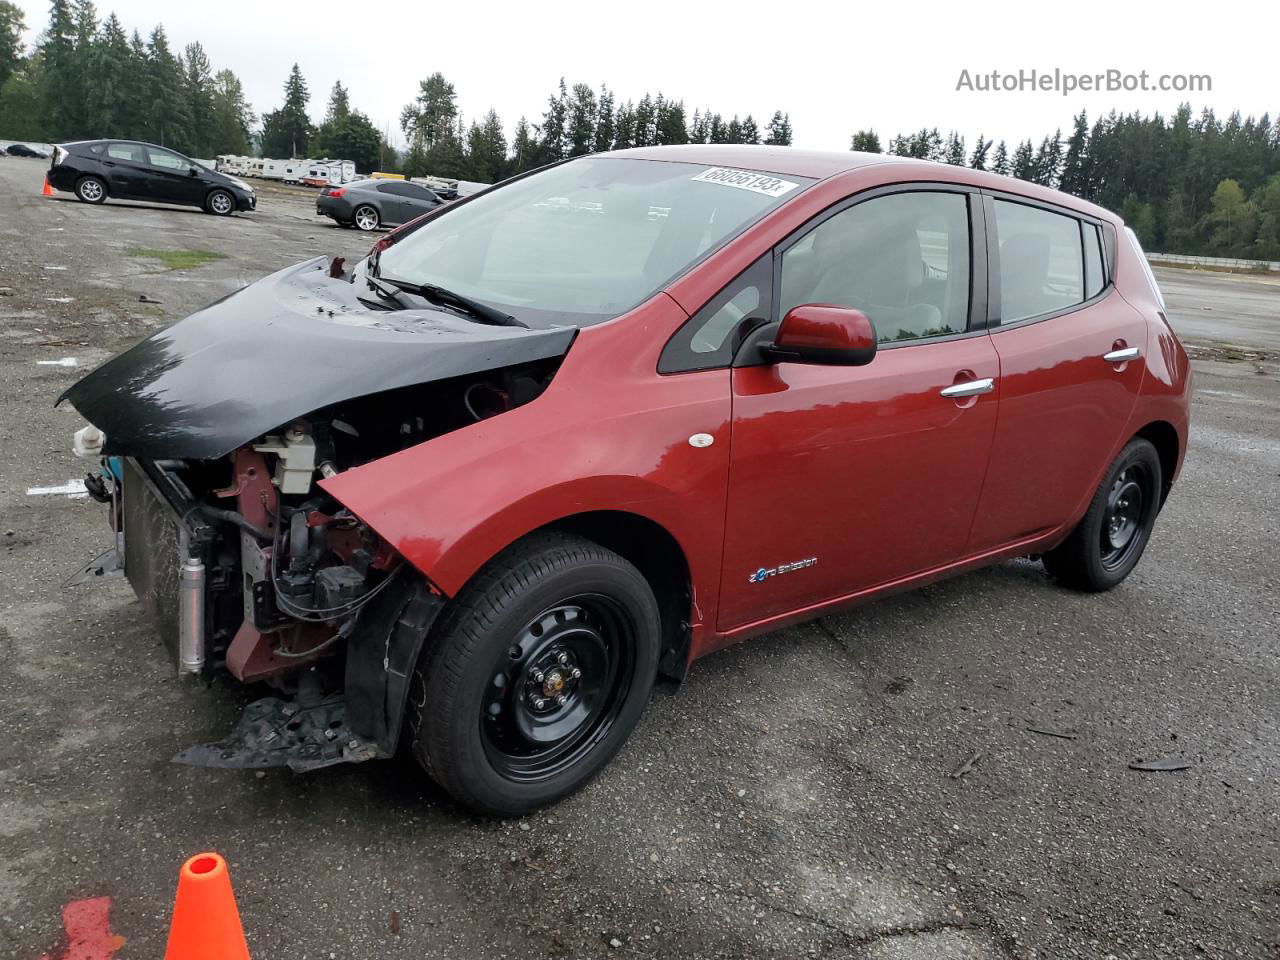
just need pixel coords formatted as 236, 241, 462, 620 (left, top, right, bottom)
59, 256, 573, 771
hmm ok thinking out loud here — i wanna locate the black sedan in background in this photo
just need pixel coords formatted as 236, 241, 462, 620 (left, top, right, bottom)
47, 140, 256, 215
6, 143, 50, 158
316, 179, 442, 231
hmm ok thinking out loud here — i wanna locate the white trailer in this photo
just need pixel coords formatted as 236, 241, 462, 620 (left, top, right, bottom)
260, 158, 289, 180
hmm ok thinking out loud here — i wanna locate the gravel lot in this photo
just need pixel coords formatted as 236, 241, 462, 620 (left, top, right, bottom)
0, 155, 1277, 960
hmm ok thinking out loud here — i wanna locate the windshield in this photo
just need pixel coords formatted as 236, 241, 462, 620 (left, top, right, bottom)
375, 157, 813, 327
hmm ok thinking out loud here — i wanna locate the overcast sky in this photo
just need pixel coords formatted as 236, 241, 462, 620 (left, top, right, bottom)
13, 0, 1276, 151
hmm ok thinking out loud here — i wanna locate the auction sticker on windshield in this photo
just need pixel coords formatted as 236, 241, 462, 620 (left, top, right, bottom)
691, 167, 799, 198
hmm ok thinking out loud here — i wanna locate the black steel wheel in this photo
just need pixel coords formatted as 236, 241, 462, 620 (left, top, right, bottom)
407, 533, 661, 816
1044, 437, 1163, 591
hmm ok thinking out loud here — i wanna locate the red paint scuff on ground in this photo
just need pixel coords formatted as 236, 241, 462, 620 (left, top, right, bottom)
38, 897, 126, 960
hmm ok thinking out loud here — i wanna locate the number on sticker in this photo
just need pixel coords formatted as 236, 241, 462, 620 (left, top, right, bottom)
691, 167, 799, 198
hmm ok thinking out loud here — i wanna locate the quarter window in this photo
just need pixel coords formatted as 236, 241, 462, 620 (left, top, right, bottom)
106, 142, 145, 163
1083, 222, 1106, 299
994, 200, 1085, 323
779, 191, 971, 344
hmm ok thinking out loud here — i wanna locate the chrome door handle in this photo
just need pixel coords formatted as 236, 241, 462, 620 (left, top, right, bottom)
940, 378, 995, 399
1103, 347, 1140, 362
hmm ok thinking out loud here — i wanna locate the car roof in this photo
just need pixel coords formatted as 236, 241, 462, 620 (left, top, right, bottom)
604, 145, 1116, 221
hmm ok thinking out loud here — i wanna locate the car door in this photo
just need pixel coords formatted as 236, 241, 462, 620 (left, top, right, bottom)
143, 146, 205, 206
101, 142, 148, 197
716, 187, 1001, 630
965, 195, 1147, 551
399, 181, 441, 221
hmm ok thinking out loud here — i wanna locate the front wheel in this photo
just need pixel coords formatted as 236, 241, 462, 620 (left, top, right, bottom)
205, 189, 234, 216
1043, 437, 1163, 592
407, 533, 661, 816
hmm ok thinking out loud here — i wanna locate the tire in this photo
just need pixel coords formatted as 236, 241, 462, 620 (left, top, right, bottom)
205, 189, 234, 216
75, 176, 106, 204
407, 532, 661, 816
352, 205, 380, 231
1043, 437, 1163, 592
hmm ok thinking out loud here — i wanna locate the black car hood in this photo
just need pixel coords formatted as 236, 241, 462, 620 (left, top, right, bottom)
59, 258, 576, 459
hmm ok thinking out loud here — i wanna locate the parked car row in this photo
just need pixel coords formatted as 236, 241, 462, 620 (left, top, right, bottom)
47, 139, 256, 215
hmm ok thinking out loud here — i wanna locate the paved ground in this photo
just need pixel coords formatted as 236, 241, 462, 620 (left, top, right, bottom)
0, 155, 1277, 960
1153, 265, 1280, 354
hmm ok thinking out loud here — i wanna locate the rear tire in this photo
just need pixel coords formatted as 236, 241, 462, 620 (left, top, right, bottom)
205, 189, 234, 216
1043, 438, 1163, 592
352, 205, 380, 231
406, 533, 660, 816
75, 176, 106, 204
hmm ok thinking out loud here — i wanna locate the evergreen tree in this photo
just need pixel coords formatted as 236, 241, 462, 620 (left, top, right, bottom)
593, 86, 613, 153
632, 93, 654, 146
86, 13, 131, 138
314, 82, 381, 172
0, 0, 25, 87
209, 69, 253, 154
510, 116, 539, 172
183, 42, 214, 156
991, 140, 1010, 176
145, 26, 191, 150
725, 115, 742, 144
40, 0, 77, 136
465, 109, 507, 181
708, 113, 728, 144
968, 134, 991, 170
399, 71, 457, 153
1031, 129, 1063, 186
1011, 139, 1035, 180
1059, 111, 1091, 197
566, 82, 596, 156
850, 129, 882, 153
739, 114, 760, 145
611, 102, 635, 150
260, 63, 313, 157
688, 109, 709, 144
537, 77, 568, 162
656, 97, 687, 145
944, 131, 966, 165
764, 111, 792, 146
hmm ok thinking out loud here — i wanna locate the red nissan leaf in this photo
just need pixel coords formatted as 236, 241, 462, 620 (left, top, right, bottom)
62, 145, 1190, 815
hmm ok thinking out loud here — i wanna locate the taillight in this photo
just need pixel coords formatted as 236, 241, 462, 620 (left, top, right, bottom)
326, 187, 345, 199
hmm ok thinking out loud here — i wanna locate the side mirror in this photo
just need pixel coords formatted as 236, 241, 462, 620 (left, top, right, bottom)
763, 304, 877, 366
189, 167, 201, 176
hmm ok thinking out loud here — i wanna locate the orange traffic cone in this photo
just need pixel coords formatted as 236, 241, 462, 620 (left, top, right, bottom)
163, 853, 250, 960
41, 178, 54, 197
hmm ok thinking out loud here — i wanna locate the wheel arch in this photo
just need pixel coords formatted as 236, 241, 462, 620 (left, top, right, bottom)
1133, 419, 1180, 505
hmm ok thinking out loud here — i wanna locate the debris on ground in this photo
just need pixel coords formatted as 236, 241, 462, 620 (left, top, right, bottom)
1129, 758, 1192, 772
1025, 725, 1079, 740
138, 294, 163, 304
950, 750, 982, 779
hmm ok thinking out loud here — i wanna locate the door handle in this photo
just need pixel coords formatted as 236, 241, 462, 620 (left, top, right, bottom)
1103, 346, 1140, 363
940, 378, 995, 399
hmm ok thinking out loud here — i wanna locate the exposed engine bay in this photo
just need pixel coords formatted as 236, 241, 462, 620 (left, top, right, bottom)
59, 256, 574, 770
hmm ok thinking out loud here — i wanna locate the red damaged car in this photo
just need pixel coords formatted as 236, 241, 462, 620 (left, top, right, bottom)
61, 145, 1190, 815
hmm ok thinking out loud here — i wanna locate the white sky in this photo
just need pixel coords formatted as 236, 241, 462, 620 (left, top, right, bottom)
14, 0, 1276, 151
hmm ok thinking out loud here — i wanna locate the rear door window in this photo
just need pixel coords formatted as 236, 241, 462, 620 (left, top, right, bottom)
994, 200, 1085, 323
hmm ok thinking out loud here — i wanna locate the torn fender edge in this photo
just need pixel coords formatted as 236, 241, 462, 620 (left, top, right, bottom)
344, 567, 447, 756
175, 569, 445, 772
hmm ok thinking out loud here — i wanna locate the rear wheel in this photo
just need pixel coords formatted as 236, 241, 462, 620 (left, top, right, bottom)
75, 176, 106, 204
407, 533, 660, 816
1043, 438, 1162, 592
205, 189, 234, 216
352, 205, 380, 231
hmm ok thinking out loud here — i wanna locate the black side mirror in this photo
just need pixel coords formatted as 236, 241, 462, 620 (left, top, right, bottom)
189, 167, 201, 176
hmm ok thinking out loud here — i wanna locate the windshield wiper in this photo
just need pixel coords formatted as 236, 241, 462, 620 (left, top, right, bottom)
365, 272, 523, 327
